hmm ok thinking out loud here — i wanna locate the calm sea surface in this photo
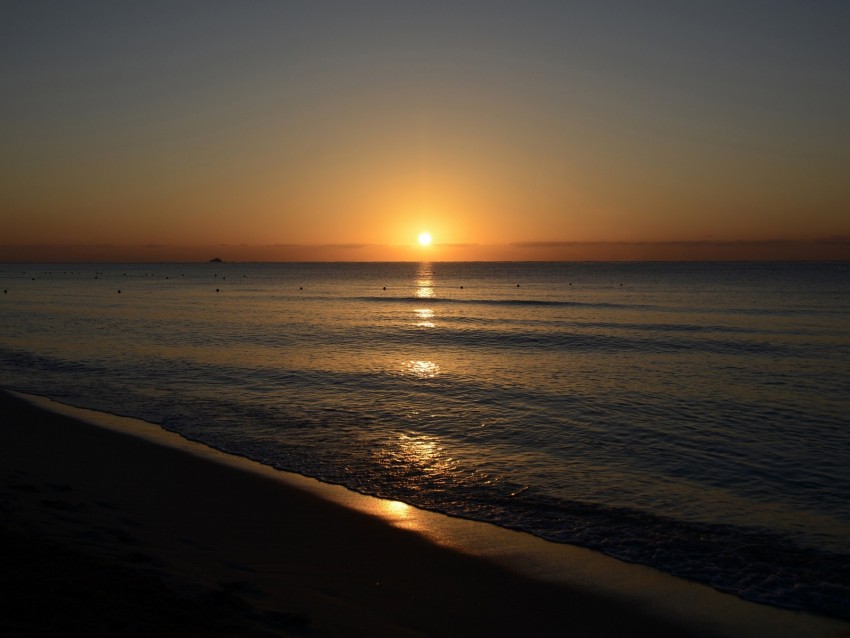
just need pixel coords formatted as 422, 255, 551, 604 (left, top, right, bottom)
1, 261, 849, 618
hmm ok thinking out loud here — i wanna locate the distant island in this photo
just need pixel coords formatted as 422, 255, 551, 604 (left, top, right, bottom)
209, 257, 223, 263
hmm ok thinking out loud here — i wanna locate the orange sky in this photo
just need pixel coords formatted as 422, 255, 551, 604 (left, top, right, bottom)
2, 3, 849, 261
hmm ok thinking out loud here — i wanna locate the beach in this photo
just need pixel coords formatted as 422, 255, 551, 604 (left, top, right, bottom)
2, 389, 846, 637
0, 389, 684, 637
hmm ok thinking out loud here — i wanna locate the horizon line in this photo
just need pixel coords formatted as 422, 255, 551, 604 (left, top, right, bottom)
2, 237, 849, 263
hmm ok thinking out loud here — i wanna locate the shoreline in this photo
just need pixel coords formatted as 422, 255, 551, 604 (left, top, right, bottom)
1, 389, 845, 637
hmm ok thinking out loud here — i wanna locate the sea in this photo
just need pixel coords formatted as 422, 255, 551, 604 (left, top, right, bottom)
1, 261, 849, 620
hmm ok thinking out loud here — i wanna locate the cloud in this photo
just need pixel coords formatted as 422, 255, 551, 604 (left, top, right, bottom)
511, 237, 850, 249
504, 238, 850, 261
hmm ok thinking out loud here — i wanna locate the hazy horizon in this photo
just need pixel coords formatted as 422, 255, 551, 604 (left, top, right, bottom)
3, 236, 850, 263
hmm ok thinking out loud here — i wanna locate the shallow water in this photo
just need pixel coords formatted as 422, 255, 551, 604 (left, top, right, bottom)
2, 261, 849, 618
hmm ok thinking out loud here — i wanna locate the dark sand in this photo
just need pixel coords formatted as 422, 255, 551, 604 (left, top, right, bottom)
0, 390, 840, 637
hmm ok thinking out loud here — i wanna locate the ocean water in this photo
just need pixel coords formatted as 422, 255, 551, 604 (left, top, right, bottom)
1, 261, 849, 619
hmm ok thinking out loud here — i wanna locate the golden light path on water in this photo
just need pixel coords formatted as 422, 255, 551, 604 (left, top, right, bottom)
406, 261, 439, 385
415, 262, 434, 298
386, 261, 452, 522
413, 308, 435, 328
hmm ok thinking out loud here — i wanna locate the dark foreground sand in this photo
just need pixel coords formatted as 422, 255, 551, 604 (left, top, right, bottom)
0, 390, 841, 637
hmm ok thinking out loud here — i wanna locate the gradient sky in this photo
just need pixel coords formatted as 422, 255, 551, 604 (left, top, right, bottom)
2, 1, 849, 261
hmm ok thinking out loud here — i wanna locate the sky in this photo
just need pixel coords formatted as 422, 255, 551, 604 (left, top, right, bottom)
2, 1, 849, 261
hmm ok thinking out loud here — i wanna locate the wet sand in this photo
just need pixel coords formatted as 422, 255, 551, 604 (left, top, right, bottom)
0, 389, 843, 637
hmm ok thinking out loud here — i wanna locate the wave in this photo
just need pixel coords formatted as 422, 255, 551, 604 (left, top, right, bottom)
153, 423, 850, 620
362, 324, 810, 357
349, 295, 848, 317
487, 490, 850, 620
150, 389, 850, 620
353, 295, 652, 309
3, 351, 849, 620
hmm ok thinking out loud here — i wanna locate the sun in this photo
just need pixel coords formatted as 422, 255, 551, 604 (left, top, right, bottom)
418, 232, 432, 246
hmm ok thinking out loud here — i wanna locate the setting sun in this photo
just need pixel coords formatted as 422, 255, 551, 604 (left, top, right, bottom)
418, 232, 432, 246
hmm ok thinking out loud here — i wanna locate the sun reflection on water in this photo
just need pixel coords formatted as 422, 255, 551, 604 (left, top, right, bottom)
415, 262, 434, 298
414, 307, 435, 328
390, 433, 458, 477
403, 359, 440, 378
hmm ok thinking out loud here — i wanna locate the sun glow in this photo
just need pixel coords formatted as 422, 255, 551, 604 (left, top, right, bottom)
418, 232, 432, 246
